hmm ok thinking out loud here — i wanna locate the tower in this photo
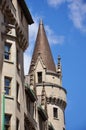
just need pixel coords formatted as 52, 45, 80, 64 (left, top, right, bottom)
29, 20, 67, 130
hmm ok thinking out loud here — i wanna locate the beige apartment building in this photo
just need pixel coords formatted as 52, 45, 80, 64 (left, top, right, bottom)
0, 0, 67, 130
0, 0, 34, 130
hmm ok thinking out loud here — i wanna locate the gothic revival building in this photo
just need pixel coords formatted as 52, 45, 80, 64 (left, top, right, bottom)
0, 0, 34, 130
27, 20, 67, 130
0, 0, 67, 130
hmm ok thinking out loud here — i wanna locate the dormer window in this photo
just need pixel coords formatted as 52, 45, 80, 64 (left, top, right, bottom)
38, 72, 42, 83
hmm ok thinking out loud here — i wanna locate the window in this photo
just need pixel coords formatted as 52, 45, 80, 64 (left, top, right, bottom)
16, 82, 19, 102
4, 43, 11, 60
16, 49, 20, 72
4, 77, 11, 95
16, 82, 20, 110
16, 49, 19, 67
26, 94, 30, 112
53, 107, 58, 119
5, 114, 11, 130
16, 118, 19, 130
38, 72, 42, 83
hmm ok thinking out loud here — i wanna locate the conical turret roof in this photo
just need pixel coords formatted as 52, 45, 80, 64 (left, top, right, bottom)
29, 20, 56, 73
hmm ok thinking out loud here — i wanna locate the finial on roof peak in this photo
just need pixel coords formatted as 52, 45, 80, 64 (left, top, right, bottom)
57, 55, 61, 71
58, 55, 61, 61
40, 19, 43, 25
57, 55, 62, 85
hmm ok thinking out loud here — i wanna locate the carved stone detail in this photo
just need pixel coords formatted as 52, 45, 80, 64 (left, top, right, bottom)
46, 97, 66, 110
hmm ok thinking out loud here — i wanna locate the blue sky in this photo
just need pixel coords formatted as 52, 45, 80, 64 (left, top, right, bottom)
24, 0, 86, 130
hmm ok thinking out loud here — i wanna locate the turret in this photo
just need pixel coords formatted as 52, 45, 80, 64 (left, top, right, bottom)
29, 20, 67, 130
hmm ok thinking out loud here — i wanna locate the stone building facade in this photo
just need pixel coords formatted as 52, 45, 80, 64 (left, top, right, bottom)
0, 0, 34, 130
28, 20, 67, 130
0, 0, 67, 130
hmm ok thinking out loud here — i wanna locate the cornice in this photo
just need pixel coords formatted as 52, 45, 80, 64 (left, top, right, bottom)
36, 82, 67, 94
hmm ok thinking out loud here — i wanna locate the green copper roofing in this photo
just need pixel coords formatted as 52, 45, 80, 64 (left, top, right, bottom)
25, 83, 36, 102
48, 122, 55, 130
2, 93, 5, 130
38, 105, 48, 121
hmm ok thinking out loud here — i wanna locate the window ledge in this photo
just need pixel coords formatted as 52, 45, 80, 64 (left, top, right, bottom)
4, 60, 14, 64
53, 117, 59, 120
5, 95, 14, 100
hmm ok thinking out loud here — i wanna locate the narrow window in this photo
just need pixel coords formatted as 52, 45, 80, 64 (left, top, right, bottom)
53, 107, 58, 119
26, 94, 30, 112
5, 114, 11, 130
4, 43, 11, 60
16, 49, 20, 73
16, 82, 20, 110
16, 49, 19, 68
4, 77, 11, 95
38, 72, 42, 83
16, 82, 20, 103
16, 118, 19, 130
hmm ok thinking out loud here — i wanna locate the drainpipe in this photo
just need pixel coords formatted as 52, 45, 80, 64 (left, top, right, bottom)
2, 92, 5, 130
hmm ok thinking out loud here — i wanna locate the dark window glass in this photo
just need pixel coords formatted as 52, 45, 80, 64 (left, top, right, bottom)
16, 49, 20, 73
16, 118, 19, 130
26, 94, 30, 112
16, 49, 19, 67
53, 108, 58, 118
16, 82, 20, 110
38, 72, 42, 83
5, 114, 11, 130
16, 82, 19, 101
4, 43, 11, 60
4, 77, 11, 95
